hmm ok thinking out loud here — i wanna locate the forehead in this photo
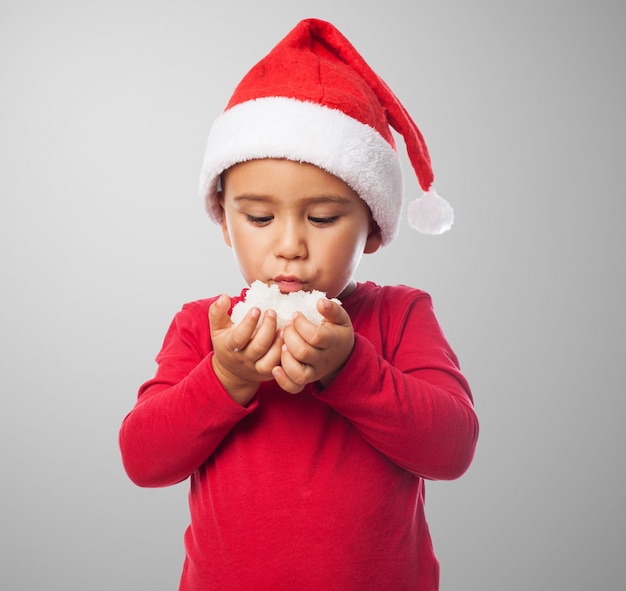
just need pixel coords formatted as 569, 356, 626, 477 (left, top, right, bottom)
222, 158, 362, 202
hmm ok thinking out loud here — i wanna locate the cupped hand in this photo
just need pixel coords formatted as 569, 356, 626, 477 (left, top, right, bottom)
272, 298, 354, 394
209, 294, 283, 405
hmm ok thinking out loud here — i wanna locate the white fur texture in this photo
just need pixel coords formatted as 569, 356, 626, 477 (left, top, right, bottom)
230, 281, 340, 329
407, 189, 454, 235
199, 97, 404, 245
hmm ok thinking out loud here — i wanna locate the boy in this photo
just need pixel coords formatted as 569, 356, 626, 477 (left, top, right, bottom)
120, 18, 478, 590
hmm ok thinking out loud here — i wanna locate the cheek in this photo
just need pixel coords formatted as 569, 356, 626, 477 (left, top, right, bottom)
325, 233, 366, 268
221, 220, 232, 247
343, 227, 368, 256
229, 226, 271, 266
230, 230, 255, 256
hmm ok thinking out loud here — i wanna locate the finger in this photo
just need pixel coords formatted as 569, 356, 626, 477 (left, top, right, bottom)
255, 329, 283, 376
280, 344, 315, 386
282, 317, 316, 361
255, 309, 278, 342
245, 310, 278, 359
317, 298, 351, 326
229, 307, 261, 352
271, 364, 305, 394
208, 294, 233, 331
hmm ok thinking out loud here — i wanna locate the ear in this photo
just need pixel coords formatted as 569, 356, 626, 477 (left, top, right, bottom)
217, 192, 233, 247
363, 220, 382, 254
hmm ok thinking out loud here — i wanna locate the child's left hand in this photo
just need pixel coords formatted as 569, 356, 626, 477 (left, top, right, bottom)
271, 298, 354, 394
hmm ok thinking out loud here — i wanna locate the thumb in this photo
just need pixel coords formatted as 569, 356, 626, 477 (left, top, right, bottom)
317, 298, 350, 327
209, 294, 233, 332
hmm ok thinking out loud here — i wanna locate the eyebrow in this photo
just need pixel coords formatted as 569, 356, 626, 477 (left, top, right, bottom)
232, 194, 355, 205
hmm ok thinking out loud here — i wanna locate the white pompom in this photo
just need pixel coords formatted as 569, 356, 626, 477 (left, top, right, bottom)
231, 280, 341, 328
407, 188, 454, 235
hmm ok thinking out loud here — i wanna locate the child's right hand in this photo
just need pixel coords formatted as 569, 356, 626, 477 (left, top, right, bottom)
209, 294, 283, 406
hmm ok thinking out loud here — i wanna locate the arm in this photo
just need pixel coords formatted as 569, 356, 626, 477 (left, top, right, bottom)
118, 300, 258, 488
314, 291, 478, 481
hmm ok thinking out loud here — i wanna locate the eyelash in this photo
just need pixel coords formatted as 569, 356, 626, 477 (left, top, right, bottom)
245, 215, 340, 226
246, 215, 273, 225
309, 216, 339, 225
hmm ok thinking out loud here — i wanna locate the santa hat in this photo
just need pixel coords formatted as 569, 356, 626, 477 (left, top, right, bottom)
199, 18, 453, 244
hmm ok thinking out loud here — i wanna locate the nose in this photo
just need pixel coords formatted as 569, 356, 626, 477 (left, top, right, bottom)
273, 217, 307, 259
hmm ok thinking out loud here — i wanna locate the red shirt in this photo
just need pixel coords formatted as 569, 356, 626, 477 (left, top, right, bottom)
120, 282, 478, 590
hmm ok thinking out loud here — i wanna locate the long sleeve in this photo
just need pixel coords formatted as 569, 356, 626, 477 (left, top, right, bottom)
316, 283, 478, 481
119, 283, 478, 589
119, 298, 256, 487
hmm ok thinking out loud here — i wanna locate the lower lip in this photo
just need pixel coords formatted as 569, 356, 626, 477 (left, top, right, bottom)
275, 280, 306, 293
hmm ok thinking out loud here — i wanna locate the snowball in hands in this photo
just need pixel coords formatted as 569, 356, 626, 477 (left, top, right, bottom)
230, 281, 340, 329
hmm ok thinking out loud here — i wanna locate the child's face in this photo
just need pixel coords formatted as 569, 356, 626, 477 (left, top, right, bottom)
218, 158, 381, 299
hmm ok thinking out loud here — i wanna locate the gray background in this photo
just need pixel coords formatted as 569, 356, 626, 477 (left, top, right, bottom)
1, 0, 624, 589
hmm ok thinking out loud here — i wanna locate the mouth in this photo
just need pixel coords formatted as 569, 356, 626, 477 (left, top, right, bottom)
273, 276, 308, 293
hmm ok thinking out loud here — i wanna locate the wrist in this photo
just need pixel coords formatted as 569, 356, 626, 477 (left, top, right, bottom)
211, 355, 258, 406
318, 336, 354, 388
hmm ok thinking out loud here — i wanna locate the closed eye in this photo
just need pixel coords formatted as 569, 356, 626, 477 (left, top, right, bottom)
309, 216, 340, 225
246, 214, 273, 225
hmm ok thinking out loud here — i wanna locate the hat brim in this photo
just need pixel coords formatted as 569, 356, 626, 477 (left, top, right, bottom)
199, 97, 404, 245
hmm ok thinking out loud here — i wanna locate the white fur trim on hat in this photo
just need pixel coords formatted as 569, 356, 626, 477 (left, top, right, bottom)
199, 96, 404, 245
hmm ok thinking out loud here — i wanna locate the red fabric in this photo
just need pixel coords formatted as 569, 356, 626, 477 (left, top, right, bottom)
119, 282, 478, 590
225, 18, 434, 192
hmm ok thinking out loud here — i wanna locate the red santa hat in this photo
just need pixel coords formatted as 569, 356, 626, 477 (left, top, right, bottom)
199, 18, 454, 244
